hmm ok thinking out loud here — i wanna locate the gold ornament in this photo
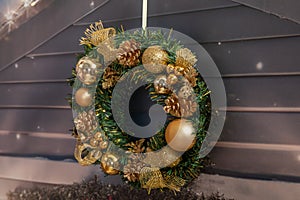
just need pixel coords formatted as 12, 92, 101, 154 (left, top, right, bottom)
76, 56, 102, 85
74, 110, 98, 136
117, 39, 141, 67
94, 131, 102, 140
178, 85, 193, 99
100, 153, 120, 175
74, 142, 102, 166
165, 119, 196, 152
166, 64, 175, 74
123, 154, 147, 182
97, 42, 117, 64
140, 167, 166, 193
99, 141, 109, 149
164, 94, 197, 117
163, 173, 186, 192
139, 167, 185, 193
153, 75, 170, 94
175, 48, 197, 68
75, 88, 93, 107
181, 66, 198, 87
142, 46, 168, 73
102, 67, 120, 89
167, 73, 178, 85
166, 63, 198, 87
89, 131, 109, 150
80, 21, 116, 47
89, 137, 98, 147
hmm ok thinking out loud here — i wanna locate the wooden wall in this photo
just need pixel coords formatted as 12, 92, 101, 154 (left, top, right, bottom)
0, 0, 300, 196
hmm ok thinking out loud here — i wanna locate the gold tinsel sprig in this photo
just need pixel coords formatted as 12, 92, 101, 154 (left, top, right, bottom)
80, 20, 116, 47
139, 167, 186, 193
175, 48, 197, 68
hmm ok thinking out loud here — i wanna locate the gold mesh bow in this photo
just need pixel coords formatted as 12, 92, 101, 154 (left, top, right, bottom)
74, 141, 102, 166
80, 20, 116, 47
139, 167, 186, 193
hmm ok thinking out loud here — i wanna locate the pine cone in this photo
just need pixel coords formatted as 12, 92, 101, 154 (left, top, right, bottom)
74, 110, 98, 141
166, 64, 198, 87
124, 139, 146, 153
174, 65, 198, 87
102, 67, 120, 89
164, 94, 197, 117
117, 39, 141, 67
123, 154, 147, 182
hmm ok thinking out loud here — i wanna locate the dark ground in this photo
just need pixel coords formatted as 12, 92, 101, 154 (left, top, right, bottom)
7, 176, 233, 200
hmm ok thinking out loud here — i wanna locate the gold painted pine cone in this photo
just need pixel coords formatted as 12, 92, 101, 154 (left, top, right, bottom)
117, 39, 141, 67
102, 67, 120, 89
123, 154, 147, 182
164, 94, 197, 117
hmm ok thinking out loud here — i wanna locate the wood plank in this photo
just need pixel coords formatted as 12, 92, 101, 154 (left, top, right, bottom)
31, 6, 300, 54
0, 156, 100, 184
1, 35, 300, 81
0, 83, 71, 106
0, 109, 73, 133
224, 76, 300, 107
0, 0, 108, 72
232, 0, 300, 24
216, 142, 300, 152
203, 36, 300, 75
0, 132, 74, 157
0, 55, 76, 82
210, 147, 300, 177
220, 112, 300, 145
225, 106, 300, 113
76, 0, 239, 24
145, 5, 300, 42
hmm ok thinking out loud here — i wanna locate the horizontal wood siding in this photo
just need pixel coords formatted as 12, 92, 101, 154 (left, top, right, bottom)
0, 0, 299, 186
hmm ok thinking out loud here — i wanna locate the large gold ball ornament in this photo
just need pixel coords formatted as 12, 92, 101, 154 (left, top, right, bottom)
75, 88, 93, 107
165, 119, 196, 152
142, 46, 168, 73
76, 57, 101, 85
154, 75, 170, 94
100, 153, 120, 175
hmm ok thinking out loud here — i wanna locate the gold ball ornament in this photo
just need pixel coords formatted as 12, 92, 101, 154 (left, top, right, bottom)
99, 141, 109, 149
75, 88, 93, 107
100, 153, 120, 175
165, 119, 196, 152
76, 57, 101, 85
154, 75, 170, 94
167, 74, 178, 85
142, 46, 168, 73
178, 85, 193, 99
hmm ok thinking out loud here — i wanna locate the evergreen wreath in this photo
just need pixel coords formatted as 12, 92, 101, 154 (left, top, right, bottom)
68, 21, 211, 192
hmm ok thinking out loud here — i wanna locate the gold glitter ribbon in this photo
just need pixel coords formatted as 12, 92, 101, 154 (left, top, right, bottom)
74, 141, 102, 166
80, 21, 116, 47
139, 167, 186, 193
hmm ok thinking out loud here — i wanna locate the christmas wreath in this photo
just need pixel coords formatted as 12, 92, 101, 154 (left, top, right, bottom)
68, 21, 211, 192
